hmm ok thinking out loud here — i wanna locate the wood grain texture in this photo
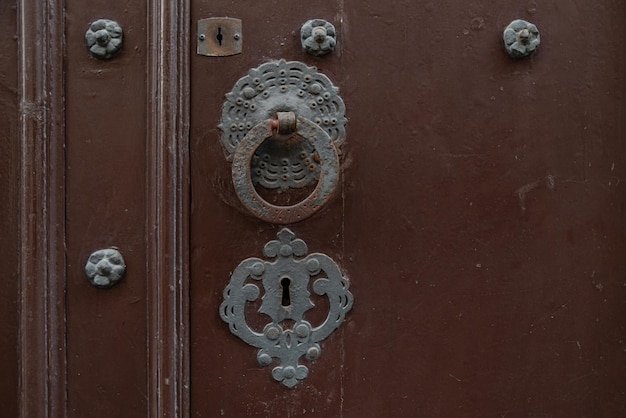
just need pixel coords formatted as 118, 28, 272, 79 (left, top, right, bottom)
146, 0, 191, 416
0, 1, 19, 416
18, 0, 67, 416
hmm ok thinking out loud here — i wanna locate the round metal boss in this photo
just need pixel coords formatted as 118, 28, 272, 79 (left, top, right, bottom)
84, 248, 126, 288
503, 20, 540, 58
85, 19, 123, 60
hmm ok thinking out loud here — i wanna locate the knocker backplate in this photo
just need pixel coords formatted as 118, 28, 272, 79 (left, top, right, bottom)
219, 60, 346, 192
219, 228, 353, 387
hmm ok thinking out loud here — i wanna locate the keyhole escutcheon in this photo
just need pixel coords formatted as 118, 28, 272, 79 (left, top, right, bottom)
196, 17, 242, 57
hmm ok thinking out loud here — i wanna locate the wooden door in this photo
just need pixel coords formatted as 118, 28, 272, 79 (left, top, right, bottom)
3, 0, 625, 416
189, 1, 626, 417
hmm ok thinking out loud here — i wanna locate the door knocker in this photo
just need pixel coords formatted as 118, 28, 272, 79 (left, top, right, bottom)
219, 60, 347, 224
218, 61, 352, 388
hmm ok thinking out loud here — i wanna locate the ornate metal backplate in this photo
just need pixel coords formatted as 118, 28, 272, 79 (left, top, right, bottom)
220, 228, 353, 387
219, 60, 346, 192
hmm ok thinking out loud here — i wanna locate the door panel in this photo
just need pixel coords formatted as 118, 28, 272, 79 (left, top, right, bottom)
64, 3, 149, 416
190, 0, 626, 416
15, 0, 189, 415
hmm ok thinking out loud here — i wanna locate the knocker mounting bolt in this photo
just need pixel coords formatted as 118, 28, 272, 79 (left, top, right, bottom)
270, 112, 297, 136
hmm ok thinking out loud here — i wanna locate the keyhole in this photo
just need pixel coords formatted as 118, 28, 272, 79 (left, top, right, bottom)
281, 278, 291, 307
216, 27, 223, 46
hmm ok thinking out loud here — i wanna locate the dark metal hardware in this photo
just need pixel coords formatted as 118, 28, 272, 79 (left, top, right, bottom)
197, 17, 242, 57
231, 112, 340, 224
301, 19, 337, 56
218, 60, 346, 223
84, 248, 126, 288
220, 228, 353, 388
85, 19, 123, 60
503, 20, 540, 58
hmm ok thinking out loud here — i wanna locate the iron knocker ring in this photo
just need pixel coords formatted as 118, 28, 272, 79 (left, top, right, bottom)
231, 112, 340, 224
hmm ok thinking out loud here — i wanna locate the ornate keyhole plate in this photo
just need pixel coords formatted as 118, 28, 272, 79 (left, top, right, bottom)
220, 228, 353, 388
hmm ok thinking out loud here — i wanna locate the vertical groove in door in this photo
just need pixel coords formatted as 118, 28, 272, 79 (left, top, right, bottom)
17, 0, 67, 416
146, 0, 191, 415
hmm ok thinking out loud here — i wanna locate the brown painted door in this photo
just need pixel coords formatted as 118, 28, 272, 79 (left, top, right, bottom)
4, 0, 626, 417
189, 1, 626, 417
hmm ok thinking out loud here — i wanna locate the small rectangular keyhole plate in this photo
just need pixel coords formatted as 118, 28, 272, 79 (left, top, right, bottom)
197, 17, 242, 57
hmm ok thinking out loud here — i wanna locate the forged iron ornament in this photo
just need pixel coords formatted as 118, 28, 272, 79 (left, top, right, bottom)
219, 60, 346, 223
84, 248, 126, 288
503, 20, 540, 59
219, 60, 346, 186
85, 19, 123, 60
220, 228, 353, 388
300, 19, 337, 56
231, 112, 340, 224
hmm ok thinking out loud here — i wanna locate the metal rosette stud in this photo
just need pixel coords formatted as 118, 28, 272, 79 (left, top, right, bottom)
219, 60, 346, 197
503, 20, 540, 59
